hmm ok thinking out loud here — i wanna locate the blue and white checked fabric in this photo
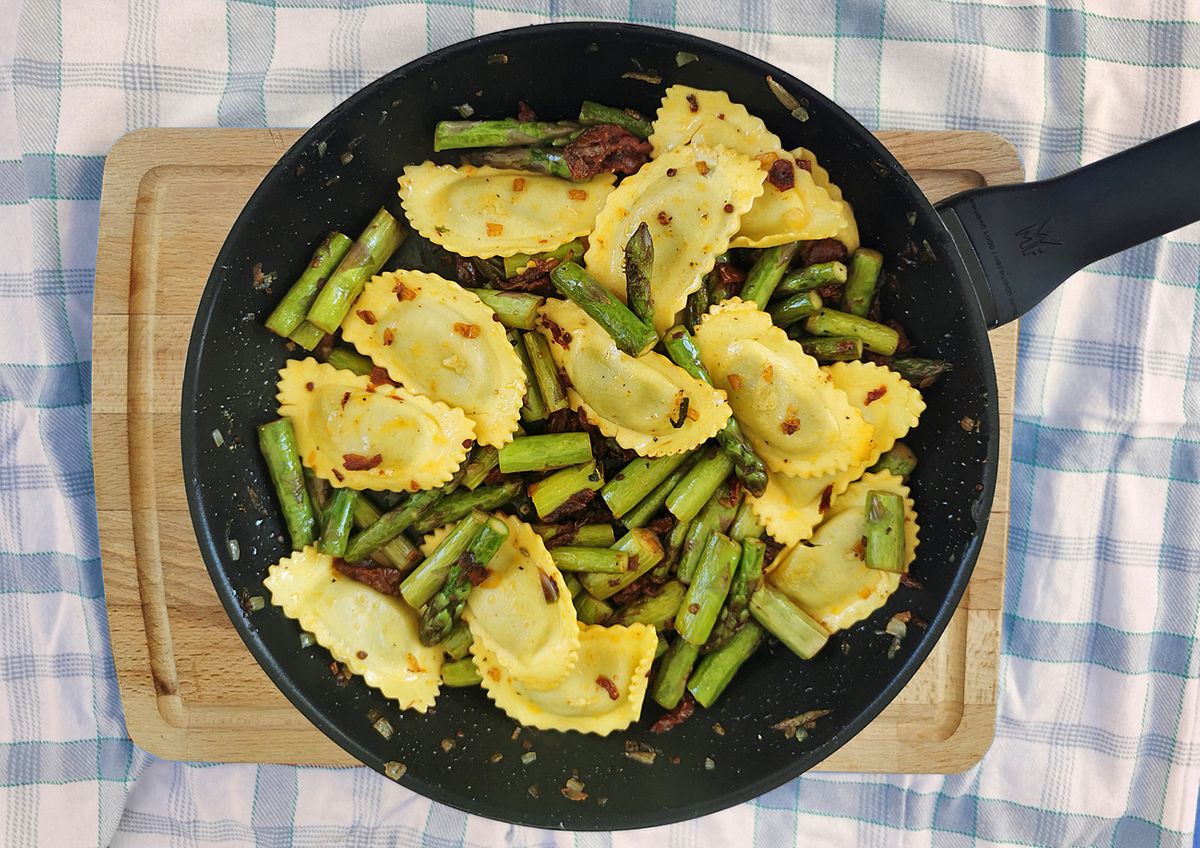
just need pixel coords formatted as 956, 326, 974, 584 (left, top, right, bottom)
2, 1, 1199, 845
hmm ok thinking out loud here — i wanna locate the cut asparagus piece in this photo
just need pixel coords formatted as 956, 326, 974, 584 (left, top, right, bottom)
419, 514, 508, 645
687, 621, 764, 708
498, 433, 593, 474
868, 441, 918, 479
578, 101, 653, 139
795, 335, 863, 362
508, 329, 548, 423
601, 451, 693, 519
621, 453, 699, 529
675, 532, 740, 645
728, 500, 764, 541
666, 446, 734, 523
441, 657, 483, 687
768, 290, 823, 328
533, 523, 617, 548
265, 232, 353, 338
682, 284, 710, 330
433, 119, 581, 151
467, 289, 544, 330
864, 490, 906, 573
462, 146, 573, 179
549, 546, 630, 574
775, 260, 848, 297
608, 580, 687, 629
624, 222, 655, 330
288, 320, 327, 351
399, 511, 487, 609
459, 445, 501, 491
303, 467, 330, 530
257, 419, 317, 549
888, 357, 953, 388
705, 537, 765, 651
306, 207, 405, 334
440, 620, 473, 660
662, 325, 767, 496
550, 261, 658, 356
318, 488, 358, 557
411, 481, 523, 535
749, 584, 829, 659
502, 239, 586, 279
352, 495, 421, 571
804, 308, 900, 355
528, 461, 604, 520
841, 248, 884, 317
344, 487, 447, 564
739, 243, 800, 308
574, 592, 613, 625
677, 482, 739, 583
662, 517, 692, 572
521, 331, 570, 413
578, 528, 664, 600
324, 346, 374, 376
562, 571, 584, 599
650, 638, 700, 710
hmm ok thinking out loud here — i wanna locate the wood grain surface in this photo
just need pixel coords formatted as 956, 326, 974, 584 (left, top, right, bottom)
94, 127, 1022, 770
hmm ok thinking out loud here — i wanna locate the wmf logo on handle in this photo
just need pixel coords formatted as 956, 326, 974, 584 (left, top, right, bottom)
1014, 218, 1062, 256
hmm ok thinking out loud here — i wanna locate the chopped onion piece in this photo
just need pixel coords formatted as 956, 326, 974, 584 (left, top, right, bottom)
227, 538, 240, 561
383, 761, 407, 780
373, 717, 394, 740
675, 51, 698, 67
704, 757, 716, 771
624, 750, 656, 765
299, 631, 316, 649
246, 594, 264, 612
211, 429, 225, 447
520, 751, 537, 764
622, 70, 662, 84
454, 103, 475, 118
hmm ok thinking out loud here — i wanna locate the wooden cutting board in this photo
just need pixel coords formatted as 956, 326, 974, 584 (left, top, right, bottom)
94, 128, 1020, 771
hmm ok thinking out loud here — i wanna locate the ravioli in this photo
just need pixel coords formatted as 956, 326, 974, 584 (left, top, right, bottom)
748, 467, 858, 548
423, 515, 580, 690
582, 143, 764, 333
537, 299, 731, 457
263, 546, 442, 711
766, 471, 920, 632
647, 86, 846, 249
341, 270, 524, 448
793, 147, 860, 253
276, 358, 473, 491
474, 623, 657, 735
693, 300, 872, 477
398, 162, 615, 258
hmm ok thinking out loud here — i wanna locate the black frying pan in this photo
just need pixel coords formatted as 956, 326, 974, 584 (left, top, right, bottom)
180, 22, 1200, 830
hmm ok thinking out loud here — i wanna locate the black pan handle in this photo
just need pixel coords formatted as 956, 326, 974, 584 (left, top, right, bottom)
936, 121, 1200, 329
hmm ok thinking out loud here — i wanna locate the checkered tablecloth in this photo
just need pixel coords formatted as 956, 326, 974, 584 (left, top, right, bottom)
3, 1, 1199, 845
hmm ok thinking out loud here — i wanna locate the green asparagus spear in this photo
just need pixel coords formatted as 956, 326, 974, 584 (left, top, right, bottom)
662, 518, 692, 571
578, 528, 664, 599
739, 243, 800, 308
411, 481, 523, 535
682, 285, 710, 330
677, 481, 739, 583
503, 239, 586, 278
306, 208, 405, 334
666, 446, 734, 523
533, 523, 617, 548
608, 580, 687, 629
528, 461, 604, 520
441, 657, 483, 687
794, 335, 863, 362
749, 585, 829, 659
521, 331, 570, 413
562, 571, 584, 599
419, 515, 508, 645
868, 441, 918, 479
578, 101, 653, 139
675, 532, 740, 645
506, 329, 548, 423
288, 320, 328, 351
624, 223, 655, 329
804, 308, 900, 355
549, 546, 629, 573
461, 146, 573, 179
574, 592, 613, 625
399, 511, 487, 609
705, 538, 765, 651
498, 433, 593, 474
343, 487, 447, 564
466, 289, 544, 330
433, 119, 581, 151
324, 346, 374, 376
550, 261, 657, 356
774, 260, 848, 297
352, 495, 421, 571
864, 490, 906, 573
440, 620, 473, 660
841, 248, 884, 317
318, 488, 358, 557
768, 290, 823, 328
265, 232, 353, 338
888, 357, 953, 388
459, 445, 501, 491
651, 638, 700, 710
687, 621, 764, 708
662, 325, 768, 496
655, 635, 670, 659
728, 500, 763, 541
303, 467, 330, 530
601, 451, 693, 519
621, 453, 700, 529
258, 419, 317, 549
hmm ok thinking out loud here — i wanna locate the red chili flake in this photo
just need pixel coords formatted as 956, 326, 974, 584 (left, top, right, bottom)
512, 176, 526, 192
567, 188, 589, 201
305, 382, 314, 391
356, 650, 368, 660
666, 167, 677, 177
537, 568, 559, 602
727, 373, 744, 390
329, 661, 352, 684
899, 573, 925, 590
818, 485, 834, 515
649, 693, 695, 733
851, 537, 866, 560
657, 211, 672, 226
342, 453, 383, 471
723, 203, 734, 213
486, 222, 504, 237
865, 385, 888, 405
781, 417, 801, 435
315, 334, 335, 359
696, 160, 709, 176
796, 158, 813, 172
453, 322, 480, 339
595, 675, 620, 700
541, 317, 572, 349
687, 602, 699, 614
331, 467, 344, 482
368, 366, 394, 388
356, 309, 377, 325
766, 158, 796, 191
516, 100, 537, 122
715, 263, 746, 287
394, 281, 418, 301
382, 327, 395, 345
340, 391, 351, 409
686, 93, 699, 112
